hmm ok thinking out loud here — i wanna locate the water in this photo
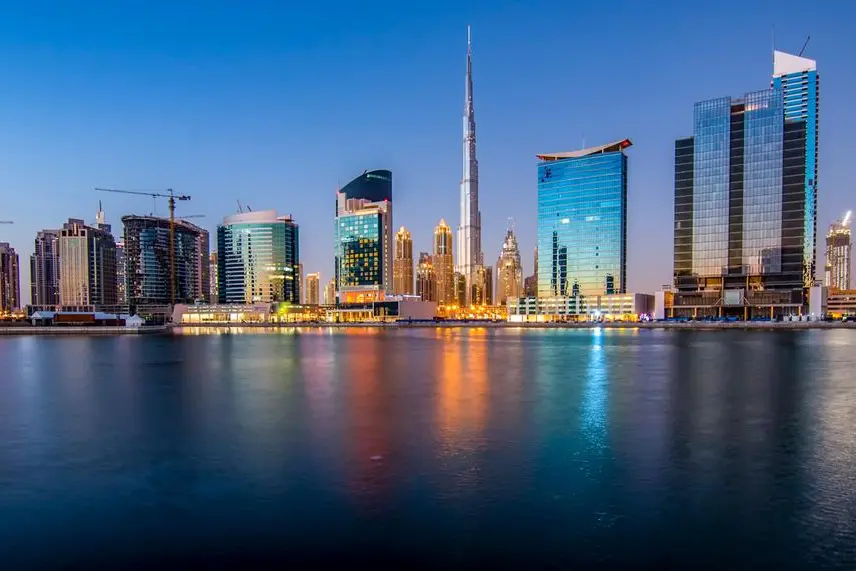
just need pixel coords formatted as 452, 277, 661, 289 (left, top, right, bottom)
1, 327, 854, 570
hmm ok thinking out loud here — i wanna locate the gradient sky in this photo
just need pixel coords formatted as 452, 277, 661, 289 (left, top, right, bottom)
1, 0, 854, 304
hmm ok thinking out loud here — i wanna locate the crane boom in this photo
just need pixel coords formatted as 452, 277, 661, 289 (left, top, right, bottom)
0, 220, 13, 224
95, 186, 192, 307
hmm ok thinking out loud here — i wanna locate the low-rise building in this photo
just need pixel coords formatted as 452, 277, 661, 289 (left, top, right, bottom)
507, 293, 653, 323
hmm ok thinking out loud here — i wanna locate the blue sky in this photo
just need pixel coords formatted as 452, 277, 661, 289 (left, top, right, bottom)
1, 0, 854, 303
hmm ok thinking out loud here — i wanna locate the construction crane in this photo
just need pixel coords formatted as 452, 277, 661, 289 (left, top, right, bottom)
95, 187, 191, 305
0, 220, 13, 224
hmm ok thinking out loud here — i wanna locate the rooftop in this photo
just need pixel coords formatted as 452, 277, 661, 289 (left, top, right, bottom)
773, 50, 816, 77
537, 138, 632, 161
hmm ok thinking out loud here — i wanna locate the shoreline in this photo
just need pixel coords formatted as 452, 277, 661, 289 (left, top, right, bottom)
1, 321, 855, 336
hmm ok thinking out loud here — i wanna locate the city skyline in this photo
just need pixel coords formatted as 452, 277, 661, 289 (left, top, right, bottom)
0, 3, 854, 306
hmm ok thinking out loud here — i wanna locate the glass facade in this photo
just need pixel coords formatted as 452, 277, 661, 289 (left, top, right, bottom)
537, 148, 628, 298
336, 211, 383, 289
122, 216, 208, 306
216, 212, 299, 304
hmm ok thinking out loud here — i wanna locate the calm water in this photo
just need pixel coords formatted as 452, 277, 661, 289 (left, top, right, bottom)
1, 328, 855, 570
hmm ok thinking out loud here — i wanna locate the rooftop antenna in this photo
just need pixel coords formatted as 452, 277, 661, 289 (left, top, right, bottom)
237, 200, 243, 213
798, 35, 810, 56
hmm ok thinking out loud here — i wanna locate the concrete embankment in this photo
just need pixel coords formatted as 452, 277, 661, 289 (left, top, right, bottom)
0, 326, 169, 336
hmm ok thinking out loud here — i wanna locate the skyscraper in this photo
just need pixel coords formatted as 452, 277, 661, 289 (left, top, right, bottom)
393, 226, 414, 295
537, 140, 631, 298
453, 271, 467, 307
122, 216, 209, 306
115, 241, 127, 304
305, 272, 320, 305
0, 242, 20, 312
209, 251, 218, 302
496, 222, 523, 305
456, 26, 483, 304
434, 219, 454, 303
673, 50, 819, 318
335, 170, 393, 302
197, 231, 210, 304
323, 278, 336, 305
471, 264, 493, 305
825, 211, 851, 291
30, 229, 61, 306
217, 211, 300, 304
58, 218, 117, 306
298, 263, 304, 304
416, 252, 437, 302
773, 50, 819, 289
523, 246, 538, 297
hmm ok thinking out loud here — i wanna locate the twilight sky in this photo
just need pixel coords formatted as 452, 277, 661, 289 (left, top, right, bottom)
1, 0, 854, 303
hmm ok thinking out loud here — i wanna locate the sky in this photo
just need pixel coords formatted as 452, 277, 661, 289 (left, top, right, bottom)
1, 0, 854, 304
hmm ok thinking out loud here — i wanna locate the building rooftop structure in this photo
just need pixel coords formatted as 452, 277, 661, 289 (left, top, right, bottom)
537, 139, 632, 161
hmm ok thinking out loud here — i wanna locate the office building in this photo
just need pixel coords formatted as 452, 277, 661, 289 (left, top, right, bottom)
537, 139, 630, 298
496, 222, 523, 305
508, 293, 653, 323
457, 26, 484, 305
196, 231, 210, 304
672, 50, 819, 318
305, 272, 320, 305
453, 271, 466, 306
416, 252, 437, 302
434, 219, 454, 303
298, 263, 304, 304
324, 278, 336, 305
115, 241, 126, 304
825, 211, 851, 290
30, 230, 61, 306
335, 169, 393, 303
217, 211, 300, 304
122, 215, 209, 306
0, 242, 20, 312
523, 246, 538, 297
471, 264, 493, 305
209, 251, 218, 303
59, 218, 117, 306
393, 226, 414, 295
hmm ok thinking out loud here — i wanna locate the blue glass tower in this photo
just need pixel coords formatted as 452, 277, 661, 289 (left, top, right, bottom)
536, 140, 631, 298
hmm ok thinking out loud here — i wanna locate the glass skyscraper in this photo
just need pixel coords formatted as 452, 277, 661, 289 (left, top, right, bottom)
673, 50, 818, 317
335, 170, 393, 302
217, 211, 300, 304
536, 140, 630, 298
122, 215, 209, 306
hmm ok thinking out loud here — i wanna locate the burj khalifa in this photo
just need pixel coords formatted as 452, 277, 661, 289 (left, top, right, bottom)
456, 25, 483, 303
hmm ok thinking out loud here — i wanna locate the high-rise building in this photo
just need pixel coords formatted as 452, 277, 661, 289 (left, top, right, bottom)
305, 272, 320, 305
537, 140, 631, 298
471, 264, 493, 305
672, 50, 819, 317
456, 26, 483, 305
433, 219, 454, 303
30, 230, 61, 306
773, 50, 819, 289
323, 278, 336, 305
58, 218, 117, 306
0, 242, 20, 312
209, 251, 218, 302
825, 211, 852, 291
416, 252, 437, 302
298, 263, 305, 304
122, 216, 209, 306
217, 211, 300, 304
115, 241, 127, 304
496, 222, 523, 305
335, 170, 393, 303
393, 226, 414, 295
197, 231, 210, 304
453, 271, 467, 307
523, 246, 538, 297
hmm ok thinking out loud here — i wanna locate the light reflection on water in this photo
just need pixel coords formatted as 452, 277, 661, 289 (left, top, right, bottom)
0, 328, 853, 568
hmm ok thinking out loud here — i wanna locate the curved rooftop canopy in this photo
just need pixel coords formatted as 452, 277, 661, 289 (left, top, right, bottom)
537, 139, 632, 162
339, 169, 392, 203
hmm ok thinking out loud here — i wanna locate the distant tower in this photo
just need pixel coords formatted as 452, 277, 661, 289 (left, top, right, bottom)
496, 220, 523, 305
305, 272, 320, 305
433, 219, 454, 303
416, 252, 437, 302
393, 226, 414, 295
825, 211, 852, 290
0, 242, 21, 312
456, 25, 483, 305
